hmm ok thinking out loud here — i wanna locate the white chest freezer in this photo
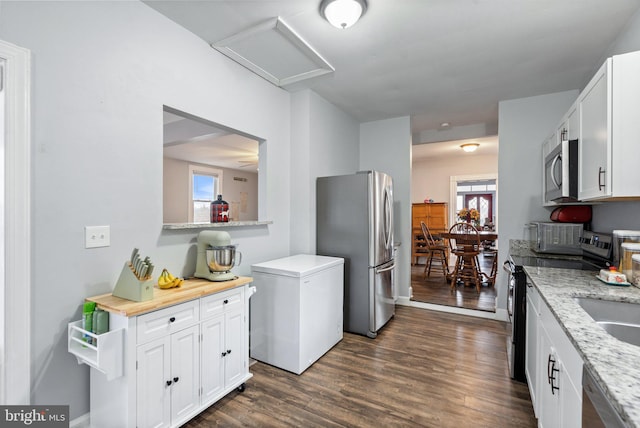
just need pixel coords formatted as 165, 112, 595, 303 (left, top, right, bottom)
249, 254, 344, 374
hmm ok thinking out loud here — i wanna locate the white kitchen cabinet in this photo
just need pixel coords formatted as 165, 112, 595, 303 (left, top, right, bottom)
556, 101, 579, 146
136, 324, 199, 428
578, 50, 640, 200
567, 102, 579, 141
200, 288, 246, 405
525, 280, 540, 416
534, 288, 583, 428
74, 278, 255, 428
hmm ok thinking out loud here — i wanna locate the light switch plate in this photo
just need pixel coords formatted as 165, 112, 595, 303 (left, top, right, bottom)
85, 225, 110, 248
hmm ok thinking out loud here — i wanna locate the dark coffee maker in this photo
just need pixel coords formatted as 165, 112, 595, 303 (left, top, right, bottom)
210, 195, 229, 222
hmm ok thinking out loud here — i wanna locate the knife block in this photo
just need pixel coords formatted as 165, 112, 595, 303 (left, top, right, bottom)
112, 262, 153, 302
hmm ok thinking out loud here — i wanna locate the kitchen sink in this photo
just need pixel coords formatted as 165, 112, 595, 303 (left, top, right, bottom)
575, 297, 640, 347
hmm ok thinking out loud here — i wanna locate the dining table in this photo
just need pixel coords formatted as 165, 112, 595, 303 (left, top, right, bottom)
438, 230, 498, 287
439, 230, 498, 242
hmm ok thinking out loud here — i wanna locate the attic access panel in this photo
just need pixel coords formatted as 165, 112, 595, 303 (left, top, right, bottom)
212, 17, 334, 88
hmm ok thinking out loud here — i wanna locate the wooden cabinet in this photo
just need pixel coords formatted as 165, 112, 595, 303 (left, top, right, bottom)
411, 203, 447, 264
578, 50, 640, 200
75, 278, 255, 428
527, 280, 582, 428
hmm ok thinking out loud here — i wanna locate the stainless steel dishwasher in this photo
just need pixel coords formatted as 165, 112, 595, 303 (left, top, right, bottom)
582, 367, 627, 427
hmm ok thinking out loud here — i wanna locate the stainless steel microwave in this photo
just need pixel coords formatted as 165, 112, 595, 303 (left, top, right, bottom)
544, 139, 578, 203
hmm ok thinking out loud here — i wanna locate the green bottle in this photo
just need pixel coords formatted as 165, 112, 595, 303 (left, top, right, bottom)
82, 302, 96, 344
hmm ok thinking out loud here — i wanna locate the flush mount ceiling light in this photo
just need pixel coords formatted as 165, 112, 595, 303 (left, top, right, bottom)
461, 143, 479, 153
320, 0, 368, 29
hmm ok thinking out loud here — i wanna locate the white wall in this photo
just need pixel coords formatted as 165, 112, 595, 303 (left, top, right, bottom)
412, 154, 498, 203
290, 90, 360, 254
497, 90, 579, 312
359, 117, 412, 301
0, 1, 292, 418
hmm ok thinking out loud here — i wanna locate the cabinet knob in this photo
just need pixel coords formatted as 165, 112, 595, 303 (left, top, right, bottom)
222, 351, 227, 357
166, 380, 172, 386
173, 377, 179, 383
223, 299, 229, 304
227, 349, 232, 355
598, 167, 606, 191
169, 317, 176, 323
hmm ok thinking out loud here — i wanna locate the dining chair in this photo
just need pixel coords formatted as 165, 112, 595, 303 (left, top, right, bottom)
420, 221, 448, 278
480, 246, 498, 286
448, 222, 482, 293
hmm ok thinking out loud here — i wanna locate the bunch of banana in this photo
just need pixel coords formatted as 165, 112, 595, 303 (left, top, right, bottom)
157, 268, 183, 289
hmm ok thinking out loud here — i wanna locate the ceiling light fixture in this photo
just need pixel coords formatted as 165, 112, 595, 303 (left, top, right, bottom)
461, 143, 479, 153
320, 0, 367, 29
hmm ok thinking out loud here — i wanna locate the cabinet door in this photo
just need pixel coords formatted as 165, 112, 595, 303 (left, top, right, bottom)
559, 362, 582, 428
579, 61, 611, 200
170, 325, 200, 424
427, 204, 447, 232
224, 308, 245, 387
201, 315, 225, 403
137, 337, 171, 428
525, 286, 539, 416
537, 323, 560, 428
567, 103, 579, 141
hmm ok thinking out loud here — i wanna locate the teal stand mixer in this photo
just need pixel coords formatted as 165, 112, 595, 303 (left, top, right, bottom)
194, 230, 242, 281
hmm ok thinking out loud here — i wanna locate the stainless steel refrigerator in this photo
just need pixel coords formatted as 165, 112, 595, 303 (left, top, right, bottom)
316, 171, 395, 338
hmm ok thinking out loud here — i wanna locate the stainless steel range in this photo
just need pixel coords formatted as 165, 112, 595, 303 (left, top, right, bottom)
504, 230, 613, 382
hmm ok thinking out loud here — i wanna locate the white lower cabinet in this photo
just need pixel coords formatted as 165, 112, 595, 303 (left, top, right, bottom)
200, 306, 244, 404
80, 281, 254, 428
525, 282, 540, 415
136, 325, 199, 428
528, 283, 582, 428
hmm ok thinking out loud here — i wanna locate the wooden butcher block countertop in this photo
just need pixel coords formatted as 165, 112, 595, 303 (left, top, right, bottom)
86, 276, 253, 317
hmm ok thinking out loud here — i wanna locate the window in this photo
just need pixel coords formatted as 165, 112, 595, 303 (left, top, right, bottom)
456, 179, 497, 226
189, 165, 223, 222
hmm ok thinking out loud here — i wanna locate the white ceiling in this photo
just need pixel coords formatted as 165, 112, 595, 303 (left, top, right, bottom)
163, 111, 259, 172
412, 135, 498, 161
145, 0, 640, 143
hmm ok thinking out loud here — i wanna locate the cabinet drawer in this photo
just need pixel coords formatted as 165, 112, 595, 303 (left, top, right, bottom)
525, 279, 540, 314
200, 287, 244, 321
137, 300, 199, 344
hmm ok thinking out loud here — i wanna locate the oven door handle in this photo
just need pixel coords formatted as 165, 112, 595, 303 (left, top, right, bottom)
503, 260, 513, 273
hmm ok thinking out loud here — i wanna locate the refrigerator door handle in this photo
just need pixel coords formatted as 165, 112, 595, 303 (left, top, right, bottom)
375, 262, 396, 273
384, 187, 393, 249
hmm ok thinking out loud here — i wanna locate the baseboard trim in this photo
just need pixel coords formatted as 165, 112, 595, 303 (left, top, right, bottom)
70, 412, 90, 428
397, 297, 506, 321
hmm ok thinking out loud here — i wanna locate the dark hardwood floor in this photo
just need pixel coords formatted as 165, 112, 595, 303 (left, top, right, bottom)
184, 306, 536, 427
411, 251, 497, 312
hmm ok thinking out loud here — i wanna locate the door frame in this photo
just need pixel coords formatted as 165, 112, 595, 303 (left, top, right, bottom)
0, 39, 31, 405
449, 173, 498, 230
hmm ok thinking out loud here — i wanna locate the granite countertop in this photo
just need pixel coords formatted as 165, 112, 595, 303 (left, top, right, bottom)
524, 265, 640, 426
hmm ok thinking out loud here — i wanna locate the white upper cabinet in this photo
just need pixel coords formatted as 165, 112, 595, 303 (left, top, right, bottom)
578, 50, 640, 200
